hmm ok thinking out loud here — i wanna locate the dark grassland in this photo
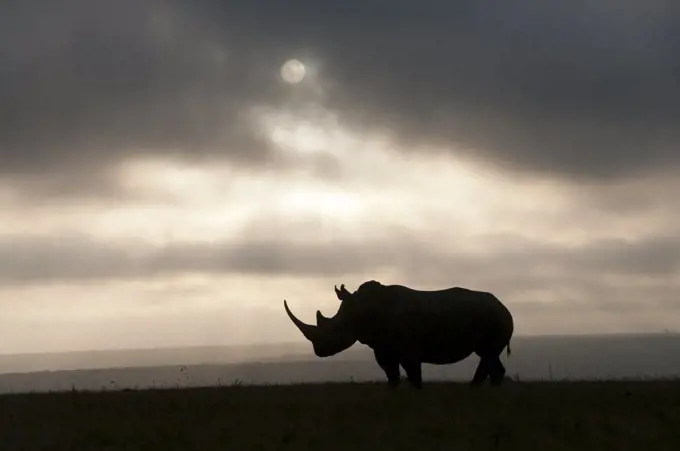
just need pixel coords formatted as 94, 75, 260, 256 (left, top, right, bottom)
1, 380, 679, 451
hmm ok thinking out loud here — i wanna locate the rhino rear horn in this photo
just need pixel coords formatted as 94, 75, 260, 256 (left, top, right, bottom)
316, 310, 330, 325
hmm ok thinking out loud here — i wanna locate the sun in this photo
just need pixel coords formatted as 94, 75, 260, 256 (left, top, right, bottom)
280, 59, 306, 84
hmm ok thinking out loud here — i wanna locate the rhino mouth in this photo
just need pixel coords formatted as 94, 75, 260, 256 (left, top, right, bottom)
283, 300, 356, 357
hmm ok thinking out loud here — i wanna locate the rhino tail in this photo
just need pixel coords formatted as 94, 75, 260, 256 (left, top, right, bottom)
506, 341, 512, 357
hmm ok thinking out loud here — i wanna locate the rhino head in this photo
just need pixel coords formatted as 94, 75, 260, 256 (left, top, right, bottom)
284, 281, 383, 357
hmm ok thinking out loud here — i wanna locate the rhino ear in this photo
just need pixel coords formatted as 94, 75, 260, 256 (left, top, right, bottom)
334, 284, 351, 301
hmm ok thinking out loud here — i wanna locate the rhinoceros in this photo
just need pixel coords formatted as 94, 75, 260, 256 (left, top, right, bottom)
284, 280, 514, 388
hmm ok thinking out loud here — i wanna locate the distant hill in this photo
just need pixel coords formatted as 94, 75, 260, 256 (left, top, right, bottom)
0, 333, 678, 394
0, 342, 317, 374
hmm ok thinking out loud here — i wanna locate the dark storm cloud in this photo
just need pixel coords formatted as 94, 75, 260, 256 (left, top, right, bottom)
0, 0, 296, 180
2, 0, 680, 195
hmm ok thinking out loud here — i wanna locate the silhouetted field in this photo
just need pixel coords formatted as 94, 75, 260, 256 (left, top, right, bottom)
1, 380, 679, 450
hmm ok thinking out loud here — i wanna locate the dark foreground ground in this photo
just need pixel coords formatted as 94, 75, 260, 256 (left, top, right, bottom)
0, 380, 679, 451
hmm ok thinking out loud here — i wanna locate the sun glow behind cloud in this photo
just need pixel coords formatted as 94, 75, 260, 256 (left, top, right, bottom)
248, 103, 518, 232
0, 100, 657, 249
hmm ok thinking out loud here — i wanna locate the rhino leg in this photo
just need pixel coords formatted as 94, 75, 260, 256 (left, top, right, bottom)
373, 349, 401, 388
470, 358, 490, 387
471, 326, 512, 387
488, 356, 506, 386
401, 360, 423, 389
470, 355, 506, 387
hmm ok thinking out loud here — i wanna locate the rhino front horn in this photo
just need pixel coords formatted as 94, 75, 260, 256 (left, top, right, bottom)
284, 300, 319, 342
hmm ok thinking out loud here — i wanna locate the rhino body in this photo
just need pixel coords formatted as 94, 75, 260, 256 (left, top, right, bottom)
284, 280, 514, 388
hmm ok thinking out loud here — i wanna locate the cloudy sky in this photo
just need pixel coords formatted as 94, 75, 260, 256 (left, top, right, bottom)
1, 0, 679, 354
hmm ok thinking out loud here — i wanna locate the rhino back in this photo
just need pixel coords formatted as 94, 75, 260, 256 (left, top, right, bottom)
385, 286, 511, 339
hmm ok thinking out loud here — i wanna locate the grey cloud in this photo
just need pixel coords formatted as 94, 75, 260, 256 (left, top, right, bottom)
0, 168, 132, 204
0, 234, 395, 284
2, 232, 678, 308
2, 0, 680, 198
569, 174, 680, 219
2, 228, 679, 335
